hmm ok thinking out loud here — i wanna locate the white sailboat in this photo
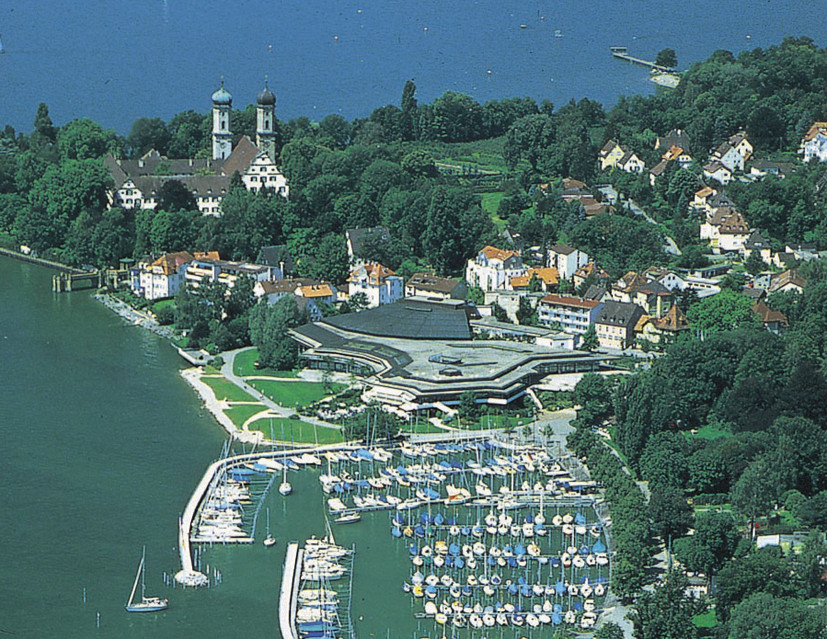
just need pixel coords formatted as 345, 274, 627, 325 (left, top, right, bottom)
279, 464, 292, 496
125, 547, 168, 613
263, 507, 276, 547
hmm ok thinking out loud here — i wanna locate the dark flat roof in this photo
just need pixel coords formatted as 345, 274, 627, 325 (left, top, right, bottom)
321, 299, 473, 340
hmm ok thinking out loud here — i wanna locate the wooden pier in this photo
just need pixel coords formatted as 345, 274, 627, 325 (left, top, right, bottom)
610, 46, 671, 73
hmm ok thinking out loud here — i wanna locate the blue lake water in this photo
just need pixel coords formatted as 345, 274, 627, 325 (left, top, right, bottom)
1, 1, 826, 134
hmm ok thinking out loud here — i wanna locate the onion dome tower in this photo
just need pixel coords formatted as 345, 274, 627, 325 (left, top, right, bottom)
256, 79, 277, 162
211, 80, 233, 160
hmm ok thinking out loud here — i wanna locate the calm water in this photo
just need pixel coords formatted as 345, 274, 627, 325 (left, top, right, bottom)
1, 1, 826, 134
0, 255, 432, 638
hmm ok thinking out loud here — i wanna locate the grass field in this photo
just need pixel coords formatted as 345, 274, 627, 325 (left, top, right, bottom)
224, 404, 268, 428
201, 376, 258, 402
685, 423, 733, 440
249, 378, 345, 408
233, 348, 299, 378
693, 610, 717, 629
397, 421, 446, 434
248, 417, 344, 444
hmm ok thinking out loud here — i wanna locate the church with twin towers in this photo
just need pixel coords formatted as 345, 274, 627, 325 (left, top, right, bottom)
105, 80, 289, 216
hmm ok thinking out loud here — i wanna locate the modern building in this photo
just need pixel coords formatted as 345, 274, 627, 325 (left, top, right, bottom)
185, 253, 272, 289
288, 297, 611, 414
537, 294, 603, 334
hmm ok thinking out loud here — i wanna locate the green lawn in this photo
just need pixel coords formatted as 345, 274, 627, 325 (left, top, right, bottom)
480, 191, 508, 231
201, 376, 258, 402
693, 610, 717, 628
446, 413, 529, 431
248, 417, 344, 444
233, 348, 299, 378
225, 404, 268, 428
686, 423, 733, 440
249, 378, 345, 408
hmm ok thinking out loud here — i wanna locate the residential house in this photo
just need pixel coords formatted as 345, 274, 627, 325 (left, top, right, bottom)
717, 211, 751, 253
537, 294, 604, 334
595, 301, 646, 350
711, 132, 752, 173
599, 140, 645, 173
752, 301, 789, 334
599, 140, 625, 171
636, 304, 690, 346
405, 273, 468, 300
256, 245, 295, 279
348, 262, 404, 307
692, 186, 717, 210
749, 160, 794, 179
466, 246, 525, 291
254, 278, 338, 320
728, 131, 754, 161
649, 144, 694, 186
611, 272, 673, 317
800, 122, 827, 162
742, 230, 773, 263
509, 267, 559, 293
572, 261, 612, 290
767, 269, 806, 294
345, 226, 391, 268
131, 251, 194, 300
547, 244, 590, 280
641, 266, 688, 291
703, 161, 733, 185
583, 285, 610, 302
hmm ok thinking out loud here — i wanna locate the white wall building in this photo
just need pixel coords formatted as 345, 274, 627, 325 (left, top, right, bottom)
465, 246, 525, 292
547, 244, 590, 280
348, 262, 404, 307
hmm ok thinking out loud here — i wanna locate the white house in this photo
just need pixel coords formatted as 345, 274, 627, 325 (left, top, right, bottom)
703, 161, 733, 185
184, 252, 272, 289
547, 244, 590, 280
712, 143, 745, 173
465, 246, 525, 292
800, 122, 827, 162
132, 251, 194, 300
348, 262, 404, 307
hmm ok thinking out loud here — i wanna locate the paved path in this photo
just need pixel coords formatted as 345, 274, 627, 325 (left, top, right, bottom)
220, 348, 343, 433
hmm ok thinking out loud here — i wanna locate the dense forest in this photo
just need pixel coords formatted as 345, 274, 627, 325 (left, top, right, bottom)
3, 37, 827, 637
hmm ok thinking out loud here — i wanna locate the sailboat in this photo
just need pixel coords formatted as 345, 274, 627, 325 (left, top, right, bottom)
263, 507, 276, 547
125, 547, 168, 613
279, 464, 292, 496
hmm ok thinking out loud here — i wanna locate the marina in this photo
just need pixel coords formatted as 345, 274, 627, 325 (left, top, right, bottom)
180, 435, 612, 636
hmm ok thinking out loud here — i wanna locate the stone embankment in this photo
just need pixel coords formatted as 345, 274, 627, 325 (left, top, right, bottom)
95, 293, 178, 340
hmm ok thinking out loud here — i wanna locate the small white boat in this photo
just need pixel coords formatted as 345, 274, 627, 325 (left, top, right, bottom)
335, 512, 361, 524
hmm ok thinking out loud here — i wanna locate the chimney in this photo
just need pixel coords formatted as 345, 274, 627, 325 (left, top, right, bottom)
279, 260, 285, 278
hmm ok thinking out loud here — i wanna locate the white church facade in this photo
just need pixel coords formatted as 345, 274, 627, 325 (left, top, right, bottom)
105, 81, 289, 215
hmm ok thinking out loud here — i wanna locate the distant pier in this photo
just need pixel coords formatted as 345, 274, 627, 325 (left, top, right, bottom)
610, 46, 671, 73
279, 543, 303, 639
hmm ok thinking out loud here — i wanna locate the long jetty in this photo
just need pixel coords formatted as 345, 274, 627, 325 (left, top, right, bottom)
175, 442, 360, 586
279, 543, 303, 639
610, 46, 671, 73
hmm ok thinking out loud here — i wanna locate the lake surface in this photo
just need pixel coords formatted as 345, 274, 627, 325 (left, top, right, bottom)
1, 1, 826, 134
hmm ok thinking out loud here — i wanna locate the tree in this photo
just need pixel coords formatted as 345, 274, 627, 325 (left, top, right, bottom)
673, 511, 740, 580
573, 373, 611, 427
503, 114, 556, 172
628, 572, 703, 639
248, 297, 306, 369
516, 295, 537, 326
731, 461, 777, 538
57, 118, 117, 160
594, 623, 625, 639
458, 391, 478, 426
31, 102, 57, 148
400, 80, 418, 141
156, 179, 197, 212
580, 324, 599, 351
655, 48, 678, 69
127, 117, 171, 157
800, 490, 827, 530
744, 248, 766, 275
728, 592, 826, 639
648, 485, 693, 541
686, 289, 761, 335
